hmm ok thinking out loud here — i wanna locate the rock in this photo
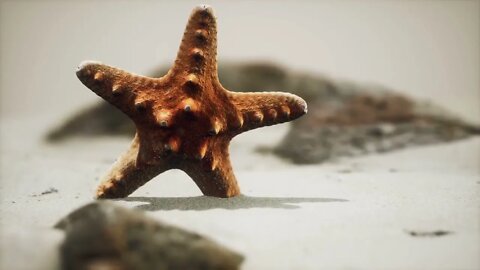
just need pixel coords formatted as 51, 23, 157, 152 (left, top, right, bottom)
274, 86, 479, 163
54, 202, 243, 270
46, 61, 479, 164
46, 102, 134, 142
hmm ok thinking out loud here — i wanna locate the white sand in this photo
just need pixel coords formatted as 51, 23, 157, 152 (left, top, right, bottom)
1, 1, 479, 269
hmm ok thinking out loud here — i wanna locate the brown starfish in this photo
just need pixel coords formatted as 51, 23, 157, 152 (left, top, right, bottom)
76, 5, 307, 199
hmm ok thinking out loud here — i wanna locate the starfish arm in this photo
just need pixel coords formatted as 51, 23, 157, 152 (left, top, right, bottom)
171, 5, 218, 78
76, 61, 159, 118
182, 140, 240, 198
229, 91, 308, 133
96, 134, 168, 199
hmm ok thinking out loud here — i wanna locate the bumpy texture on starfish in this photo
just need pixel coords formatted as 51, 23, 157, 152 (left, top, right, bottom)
76, 5, 307, 199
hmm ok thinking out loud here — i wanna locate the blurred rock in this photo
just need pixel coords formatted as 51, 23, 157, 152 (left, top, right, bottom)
46, 101, 133, 142
274, 81, 479, 164
46, 62, 479, 164
55, 202, 243, 270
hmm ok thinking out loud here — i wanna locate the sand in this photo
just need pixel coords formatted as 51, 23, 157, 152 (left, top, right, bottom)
1, 113, 479, 269
1, 1, 478, 269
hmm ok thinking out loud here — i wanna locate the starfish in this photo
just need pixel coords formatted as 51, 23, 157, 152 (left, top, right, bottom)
76, 5, 307, 199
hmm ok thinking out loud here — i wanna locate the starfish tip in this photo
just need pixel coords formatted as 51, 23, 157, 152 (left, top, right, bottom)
76, 60, 102, 73
76, 60, 105, 85
298, 97, 308, 114
193, 4, 214, 15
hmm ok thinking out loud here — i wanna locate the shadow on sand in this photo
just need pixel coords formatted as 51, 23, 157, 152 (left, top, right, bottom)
119, 195, 348, 211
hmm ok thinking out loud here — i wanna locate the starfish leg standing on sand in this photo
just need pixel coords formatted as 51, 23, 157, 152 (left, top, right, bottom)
76, 5, 307, 199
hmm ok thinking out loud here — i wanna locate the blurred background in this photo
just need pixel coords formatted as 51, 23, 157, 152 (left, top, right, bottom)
1, 0, 479, 125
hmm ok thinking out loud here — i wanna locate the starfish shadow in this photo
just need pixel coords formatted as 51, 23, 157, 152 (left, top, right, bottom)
119, 195, 348, 211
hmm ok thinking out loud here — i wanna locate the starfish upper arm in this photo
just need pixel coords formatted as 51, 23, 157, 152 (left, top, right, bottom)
76, 61, 160, 118
229, 91, 308, 133
171, 5, 218, 77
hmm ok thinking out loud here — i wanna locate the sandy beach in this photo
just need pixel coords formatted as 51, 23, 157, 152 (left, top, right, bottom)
1, 1, 479, 269
1, 114, 479, 269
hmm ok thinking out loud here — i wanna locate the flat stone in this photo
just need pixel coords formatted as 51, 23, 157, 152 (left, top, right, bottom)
55, 202, 243, 270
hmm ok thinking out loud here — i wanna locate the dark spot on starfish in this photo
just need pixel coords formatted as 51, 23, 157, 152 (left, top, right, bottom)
134, 100, 148, 111
195, 29, 208, 43
164, 144, 172, 154
112, 85, 124, 96
252, 111, 264, 123
94, 72, 104, 81
184, 76, 201, 91
192, 49, 205, 63
267, 109, 278, 120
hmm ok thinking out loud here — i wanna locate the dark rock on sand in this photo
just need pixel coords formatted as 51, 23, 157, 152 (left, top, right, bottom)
274, 80, 480, 164
46, 102, 134, 141
55, 202, 243, 270
47, 62, 479, 164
